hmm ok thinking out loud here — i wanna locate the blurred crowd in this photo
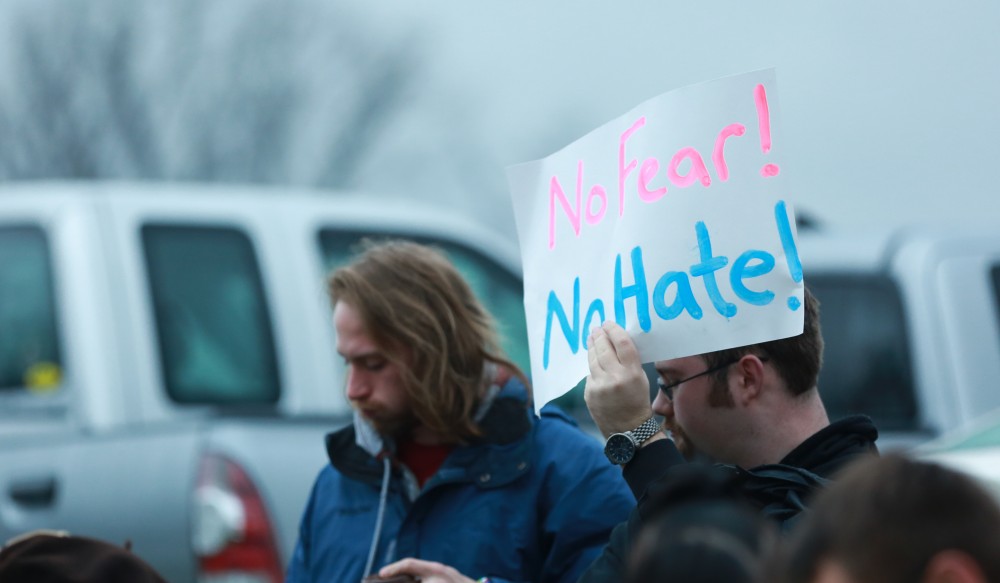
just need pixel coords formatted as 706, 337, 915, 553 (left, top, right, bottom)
626, 453, 1000, 583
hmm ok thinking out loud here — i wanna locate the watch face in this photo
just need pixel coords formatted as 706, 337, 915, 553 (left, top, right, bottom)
604, 433, 636, 465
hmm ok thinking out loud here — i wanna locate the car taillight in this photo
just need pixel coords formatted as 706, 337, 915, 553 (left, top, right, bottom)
192, 453, 283, 583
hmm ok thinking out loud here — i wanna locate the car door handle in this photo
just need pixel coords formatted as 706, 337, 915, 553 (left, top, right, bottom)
9, 476, 58, 508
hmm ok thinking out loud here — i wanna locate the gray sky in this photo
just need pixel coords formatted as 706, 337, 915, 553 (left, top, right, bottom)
355, 1, 1000, 238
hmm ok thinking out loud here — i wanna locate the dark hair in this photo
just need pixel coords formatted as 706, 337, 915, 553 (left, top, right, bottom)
0, 533, 168, 583
702, 286, 823, 397
328, 240, 526, 442
776, 454, 1000, 583
626, 464, 776, 583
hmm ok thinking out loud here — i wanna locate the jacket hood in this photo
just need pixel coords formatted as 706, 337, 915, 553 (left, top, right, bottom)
779, 414, 879, 477
718, 416, 879, 531
326, 374, 533, 484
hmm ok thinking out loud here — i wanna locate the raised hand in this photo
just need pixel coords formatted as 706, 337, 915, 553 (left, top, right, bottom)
584, 321, 655, 437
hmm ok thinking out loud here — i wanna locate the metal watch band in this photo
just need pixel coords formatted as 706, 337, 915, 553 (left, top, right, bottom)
628, 417, 660, 446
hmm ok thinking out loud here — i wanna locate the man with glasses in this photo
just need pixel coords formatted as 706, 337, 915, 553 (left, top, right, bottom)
579, 288, 879, 582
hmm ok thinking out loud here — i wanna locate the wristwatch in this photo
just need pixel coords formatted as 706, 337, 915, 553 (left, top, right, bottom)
603, 417, 661, 465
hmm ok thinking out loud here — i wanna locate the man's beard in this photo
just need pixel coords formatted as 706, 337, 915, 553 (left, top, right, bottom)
666, 378, 735, 462
663, 417, 697, 461
361, 407, 417, 439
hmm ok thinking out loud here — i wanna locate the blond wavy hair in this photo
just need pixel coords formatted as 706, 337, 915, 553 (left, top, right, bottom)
328, 240, 526, 442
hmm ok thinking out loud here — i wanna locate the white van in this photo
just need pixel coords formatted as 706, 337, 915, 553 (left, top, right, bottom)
0, 181, 529, 583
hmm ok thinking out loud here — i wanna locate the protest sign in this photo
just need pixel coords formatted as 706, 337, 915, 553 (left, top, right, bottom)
506, 69, 804, 413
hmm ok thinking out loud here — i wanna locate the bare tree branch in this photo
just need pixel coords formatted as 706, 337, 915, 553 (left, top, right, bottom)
0, 0, 420, 188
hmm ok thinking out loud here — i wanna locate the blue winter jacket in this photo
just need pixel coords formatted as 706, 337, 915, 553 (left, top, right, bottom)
286, 378, 635, 583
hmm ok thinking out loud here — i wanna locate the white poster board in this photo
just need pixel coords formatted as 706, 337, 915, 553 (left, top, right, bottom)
506, 69, 804, 413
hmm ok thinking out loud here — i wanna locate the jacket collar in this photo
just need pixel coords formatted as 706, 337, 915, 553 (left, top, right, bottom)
326, 375, 534, 487
779, 414, 880, 477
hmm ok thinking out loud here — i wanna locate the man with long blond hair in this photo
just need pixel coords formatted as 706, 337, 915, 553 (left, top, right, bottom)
286, 240, 634, 583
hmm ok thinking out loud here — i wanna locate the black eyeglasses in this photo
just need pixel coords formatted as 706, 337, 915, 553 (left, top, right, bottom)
656, 356, 769, 400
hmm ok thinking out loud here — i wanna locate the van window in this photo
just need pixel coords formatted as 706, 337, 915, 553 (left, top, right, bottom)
143, 225, 280, 404
317, 231, 530, 376
0, 225, 62, 392
808, 275, 918, 430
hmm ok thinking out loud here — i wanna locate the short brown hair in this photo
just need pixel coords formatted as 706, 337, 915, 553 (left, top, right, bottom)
328, 240, 525, 442
777, 454, 1000, 583
703, 287, 823, 397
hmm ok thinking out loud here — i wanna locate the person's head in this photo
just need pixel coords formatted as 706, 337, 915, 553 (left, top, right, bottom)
775, 453, 1000, 583
652, 288, 826, 464
328, 240, 523, 443
0, 531, 168, 583
626, 464, 776, 583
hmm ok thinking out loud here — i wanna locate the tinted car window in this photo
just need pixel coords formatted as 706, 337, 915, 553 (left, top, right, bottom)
317, 230, 530, 376
143, 225, 280, 404
0, 225, 62, 392
808, 274, 918, 430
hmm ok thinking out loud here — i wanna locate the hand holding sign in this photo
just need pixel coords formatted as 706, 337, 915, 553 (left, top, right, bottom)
585, 322, 656, 438
507, 69, 803, 413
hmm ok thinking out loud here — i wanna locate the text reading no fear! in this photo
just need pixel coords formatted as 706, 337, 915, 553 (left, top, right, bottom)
548, 84, 779, 250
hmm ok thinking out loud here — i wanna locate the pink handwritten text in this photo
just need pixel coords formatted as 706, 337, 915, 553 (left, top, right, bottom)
547, 84, 779, 250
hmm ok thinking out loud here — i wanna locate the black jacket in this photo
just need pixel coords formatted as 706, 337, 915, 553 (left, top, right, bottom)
578, 415, 879, 583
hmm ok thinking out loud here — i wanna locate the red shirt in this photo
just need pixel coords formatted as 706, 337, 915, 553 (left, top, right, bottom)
396, 440, 454, 488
